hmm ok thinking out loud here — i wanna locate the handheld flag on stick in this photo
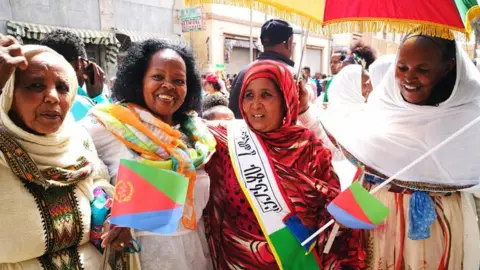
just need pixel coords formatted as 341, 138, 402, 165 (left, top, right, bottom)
302, 113, 480, 248
327, 181, 390, 229
110, 159, 189, 234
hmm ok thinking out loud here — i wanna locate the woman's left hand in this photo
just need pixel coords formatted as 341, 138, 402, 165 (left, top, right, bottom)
101, 223, 133, 250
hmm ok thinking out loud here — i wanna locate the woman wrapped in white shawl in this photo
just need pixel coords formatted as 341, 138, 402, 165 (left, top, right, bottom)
320, 33, 480, 269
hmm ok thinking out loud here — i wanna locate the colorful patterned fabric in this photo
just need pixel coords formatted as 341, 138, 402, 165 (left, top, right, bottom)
24, 182, 83, 254
38, 247, 83, 270
90, 187, 113, 251
0, 45, 113, 269
336, 143, 474, 269
0, 130, 85, 269
91, 103, 215, 230
0, 127, 93, 189
408, 191, 437, 240
364, 187, 463, 270
204, 60, 365, 269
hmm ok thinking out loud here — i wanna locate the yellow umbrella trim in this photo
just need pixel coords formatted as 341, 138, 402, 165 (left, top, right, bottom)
185, 0, 469, 40
466, 5, 480, 35
185, 0, 324, 33
323, 18, 468, 40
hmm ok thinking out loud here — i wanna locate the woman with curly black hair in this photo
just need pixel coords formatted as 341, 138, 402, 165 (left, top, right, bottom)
347, 40, 377, 70
83, 39, 216, 269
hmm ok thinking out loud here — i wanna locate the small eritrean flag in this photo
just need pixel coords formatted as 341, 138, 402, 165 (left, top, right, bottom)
327, 181, 389, 229
110, 159, 189, 234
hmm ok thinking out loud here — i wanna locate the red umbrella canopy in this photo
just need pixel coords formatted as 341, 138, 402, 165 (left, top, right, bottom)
185, 0, 480, 39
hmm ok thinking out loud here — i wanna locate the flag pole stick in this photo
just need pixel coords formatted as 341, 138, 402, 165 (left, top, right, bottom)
301, 113, 480, 247
296, 21, 310, 82
323, 223, 340, 253
249, 4, 253, 62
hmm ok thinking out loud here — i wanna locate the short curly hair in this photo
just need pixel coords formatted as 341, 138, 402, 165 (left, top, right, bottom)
113, 39, 202, 122
350, 41, 377, 69
40, 29, 87, 61
202, 94, 229, 112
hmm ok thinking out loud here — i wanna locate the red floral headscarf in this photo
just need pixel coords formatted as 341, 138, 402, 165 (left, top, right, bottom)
239, 60, 321, 167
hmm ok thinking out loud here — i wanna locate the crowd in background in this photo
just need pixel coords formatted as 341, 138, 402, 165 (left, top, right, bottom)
1, 15, 480, 270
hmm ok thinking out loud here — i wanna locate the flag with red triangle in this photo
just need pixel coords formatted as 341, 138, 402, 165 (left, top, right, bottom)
327, 166, 389, 229
110, 159, 189, 234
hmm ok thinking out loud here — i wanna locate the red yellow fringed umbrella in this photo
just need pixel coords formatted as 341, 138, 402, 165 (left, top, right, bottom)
185, 0, 480, 39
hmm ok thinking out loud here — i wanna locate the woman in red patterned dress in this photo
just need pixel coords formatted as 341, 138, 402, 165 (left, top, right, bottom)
203, 60, 365, 269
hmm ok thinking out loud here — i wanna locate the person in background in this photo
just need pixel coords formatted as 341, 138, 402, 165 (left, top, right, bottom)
204, 73, 225, 96
229, 19, 297, 119
302, 66, 317, 103
202, 94, 234, 121
325, 64, 372, 107
350, 40, 377, 70
314, 72, 323, 97
217, 76, 229, 97
40, 30, 110, 121
322, 49, 348, 103
320, 42, 377, 105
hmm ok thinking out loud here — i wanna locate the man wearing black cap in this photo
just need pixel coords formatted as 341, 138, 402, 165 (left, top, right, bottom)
229, 19, 297, 119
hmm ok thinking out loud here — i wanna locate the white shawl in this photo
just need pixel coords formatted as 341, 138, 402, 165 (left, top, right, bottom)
369, 54, 395, 89
322, 41, 480, 269
0, 45, 113, 267
0, 45, 112, 197
324, 42, 480, 189
328, 64, 365, 105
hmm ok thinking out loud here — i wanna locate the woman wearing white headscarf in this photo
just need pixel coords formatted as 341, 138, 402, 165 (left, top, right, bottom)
329, 65, 367, 104
0, 43, 115, 269
369, 54, 395, 89
322, 33, 480, 269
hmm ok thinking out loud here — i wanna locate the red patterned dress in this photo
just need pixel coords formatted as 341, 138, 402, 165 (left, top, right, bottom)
203, 124, 366, 270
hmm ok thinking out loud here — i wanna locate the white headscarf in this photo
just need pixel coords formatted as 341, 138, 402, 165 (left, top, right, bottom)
0, 45, 111, 193
369, 54, 395, 89
0, 45, 78, 144
323, 39, 480, 189
327, 64, 365, 105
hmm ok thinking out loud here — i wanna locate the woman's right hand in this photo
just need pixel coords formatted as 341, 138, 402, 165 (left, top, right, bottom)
0, 34, 27, 90
101, 221, 133, 251
297, 80, 310, 115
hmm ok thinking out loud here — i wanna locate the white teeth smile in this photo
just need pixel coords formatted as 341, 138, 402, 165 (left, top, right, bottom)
253, 114, 264, 118
157, 94, 175, 101
404, 84, 418, 90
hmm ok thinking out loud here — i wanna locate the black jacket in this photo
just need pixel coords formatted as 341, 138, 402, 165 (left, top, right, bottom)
228, 51, 295, 119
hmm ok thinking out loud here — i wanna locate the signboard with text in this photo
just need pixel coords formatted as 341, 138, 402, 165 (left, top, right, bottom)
179, 7, 205, 32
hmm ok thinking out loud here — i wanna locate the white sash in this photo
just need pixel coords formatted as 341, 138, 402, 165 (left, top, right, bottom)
227, 121, 292, 233
227, 121, 323, 270
227, 121, 292, 266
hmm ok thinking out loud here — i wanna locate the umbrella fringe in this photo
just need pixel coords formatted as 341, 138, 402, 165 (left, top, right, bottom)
466, 6, 480, 35
185, 0, 467, 40
185, 0, 323, 33
322, 19, 467, 40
